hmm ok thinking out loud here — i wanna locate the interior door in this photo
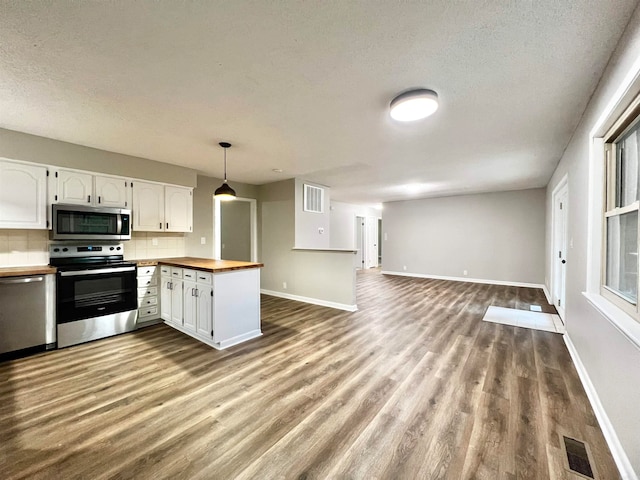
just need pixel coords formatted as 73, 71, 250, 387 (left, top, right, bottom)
553, 184, 568, 320
366, 217, 379, 268
355, 216, 365, 269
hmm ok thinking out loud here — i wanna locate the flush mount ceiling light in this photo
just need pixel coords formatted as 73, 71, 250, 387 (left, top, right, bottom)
390, 89, 439, 121
214, 142, 236, 201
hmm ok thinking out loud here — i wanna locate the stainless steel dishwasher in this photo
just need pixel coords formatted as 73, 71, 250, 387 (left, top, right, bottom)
0, 275, 48, 357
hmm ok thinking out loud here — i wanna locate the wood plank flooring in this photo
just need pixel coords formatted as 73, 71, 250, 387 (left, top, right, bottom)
0, 270, 620, 479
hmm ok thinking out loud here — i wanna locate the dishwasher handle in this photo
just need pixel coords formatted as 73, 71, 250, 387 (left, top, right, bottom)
0, 276, 44, 284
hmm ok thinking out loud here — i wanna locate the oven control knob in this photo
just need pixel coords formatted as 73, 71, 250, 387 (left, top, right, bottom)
62, 248, 69, 252
116, 246, 121, 251
53, 248, 60, 252
110, 247, 115, 251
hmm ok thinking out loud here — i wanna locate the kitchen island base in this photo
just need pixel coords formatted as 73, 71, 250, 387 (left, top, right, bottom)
160, 262, 262, 350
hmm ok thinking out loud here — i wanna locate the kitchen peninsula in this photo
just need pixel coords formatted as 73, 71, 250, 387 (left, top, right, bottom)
142, 257, 263, 350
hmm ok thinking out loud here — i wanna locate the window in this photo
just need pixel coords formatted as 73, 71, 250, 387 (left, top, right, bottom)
603, 107, 640, 317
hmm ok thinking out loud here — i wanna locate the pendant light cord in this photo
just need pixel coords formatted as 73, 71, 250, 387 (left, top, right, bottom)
223, 148, 228, 183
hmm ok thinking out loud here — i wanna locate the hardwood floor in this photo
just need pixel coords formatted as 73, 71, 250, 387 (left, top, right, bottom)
0, 270, 620, 479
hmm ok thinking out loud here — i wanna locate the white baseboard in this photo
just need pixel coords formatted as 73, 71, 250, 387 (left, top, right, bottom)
260, 289, 358, 312
564, 334, 638, 480
381, 270, 545, 290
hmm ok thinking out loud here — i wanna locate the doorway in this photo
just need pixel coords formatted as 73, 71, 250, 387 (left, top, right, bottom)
214, 197, 258, 262
551, 176, 568, 321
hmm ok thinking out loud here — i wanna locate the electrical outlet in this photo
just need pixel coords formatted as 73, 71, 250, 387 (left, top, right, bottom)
403, 265, 407, 271
283, 281, 287, 289
152, 237, 158, 246
200, 237, 206, 245
463, 270, 468, 276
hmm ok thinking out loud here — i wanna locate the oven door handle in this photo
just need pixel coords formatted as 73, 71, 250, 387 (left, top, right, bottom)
59, 266, 136, 277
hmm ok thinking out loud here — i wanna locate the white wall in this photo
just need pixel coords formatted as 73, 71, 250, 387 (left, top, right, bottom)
545, 5, 640, 476
0, 127, 197, 187
186, 174, 259, 258
294, 178, 330, 249
329, 201, 380, 249
259, 179, 356, 309
382, 189, 546, 285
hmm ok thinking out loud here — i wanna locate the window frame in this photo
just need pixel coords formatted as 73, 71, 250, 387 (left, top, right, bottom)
601, 98, 640, 320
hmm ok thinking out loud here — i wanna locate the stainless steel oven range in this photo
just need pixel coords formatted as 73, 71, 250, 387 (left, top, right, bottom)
50, 243, 137, 348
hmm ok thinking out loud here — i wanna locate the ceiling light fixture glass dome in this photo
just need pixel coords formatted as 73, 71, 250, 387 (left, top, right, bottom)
390, 89, 439, 121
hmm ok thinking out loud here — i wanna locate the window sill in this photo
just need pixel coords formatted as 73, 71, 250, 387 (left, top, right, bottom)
582, 291, 640, 349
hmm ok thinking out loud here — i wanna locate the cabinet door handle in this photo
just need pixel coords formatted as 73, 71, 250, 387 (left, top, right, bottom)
98, 196, 101, 204
88, 195, 91, 203
166, 222, 169, 229
159, 222, 162, 229
195, 288, 199, 297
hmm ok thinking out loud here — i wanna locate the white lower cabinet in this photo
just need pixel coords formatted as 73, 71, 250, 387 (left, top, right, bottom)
160, 266, 172, 322
160, 265, 261, 349
160, 267, 184, 327
183, 269, 213, 336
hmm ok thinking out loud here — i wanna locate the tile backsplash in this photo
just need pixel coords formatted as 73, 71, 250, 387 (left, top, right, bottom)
124, 232, 186, 260
0, 230, 186, 267
0, 230, 48, 266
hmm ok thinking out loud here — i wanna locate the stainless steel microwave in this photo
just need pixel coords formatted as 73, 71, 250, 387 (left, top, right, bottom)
52, 204, 131, 241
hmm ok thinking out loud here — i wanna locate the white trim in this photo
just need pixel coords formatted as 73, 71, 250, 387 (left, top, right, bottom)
550, 174, 568, 320
215, 329, 263, 349
381, 271, 544, 289
542, 284, 552, 304
260, 289, 358, 312
213, 196, 258, 262
582, 291, 640, 349
564, 334, 639, 480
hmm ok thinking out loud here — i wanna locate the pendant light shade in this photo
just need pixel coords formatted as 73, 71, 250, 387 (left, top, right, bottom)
215, 142, 236, 201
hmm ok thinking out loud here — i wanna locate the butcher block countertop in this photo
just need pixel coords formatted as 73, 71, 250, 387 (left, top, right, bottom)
0, 265, 57, 278
138, 257, 263, 273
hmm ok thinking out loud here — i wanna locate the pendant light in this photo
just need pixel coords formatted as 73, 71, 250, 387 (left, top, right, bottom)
214, 142, 236, 201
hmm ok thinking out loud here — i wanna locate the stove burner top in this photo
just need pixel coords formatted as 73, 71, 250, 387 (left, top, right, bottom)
49, 242, 129, 268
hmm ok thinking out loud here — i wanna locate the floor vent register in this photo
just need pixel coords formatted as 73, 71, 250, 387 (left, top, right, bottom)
562, 435, 595, 479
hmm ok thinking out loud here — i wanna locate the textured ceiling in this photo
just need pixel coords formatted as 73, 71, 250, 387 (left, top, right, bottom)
0, 1, 637, 204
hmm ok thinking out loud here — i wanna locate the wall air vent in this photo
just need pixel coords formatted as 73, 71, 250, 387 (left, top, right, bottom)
303, 184, 324, 213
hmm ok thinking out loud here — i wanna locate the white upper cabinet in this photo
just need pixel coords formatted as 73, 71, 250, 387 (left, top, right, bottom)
94, 175, 129, 208
132, 181, 165, 231
165, 185, 192, 232
53, 169, 129, 208
132, 181, 193, 232
56, 170, 93, 205
0, 159, 48, 229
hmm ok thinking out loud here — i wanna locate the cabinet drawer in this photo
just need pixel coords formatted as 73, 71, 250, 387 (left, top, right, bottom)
137, 276, 158, 287
138, 286, 158, 297
171, 267, 183, 278
137, 266, 157, 276
195, 271, 213, 285
138, 296, 158, 307
138, 305, 158, 318
160, 266, 171, 276
183, 269, 197, 281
